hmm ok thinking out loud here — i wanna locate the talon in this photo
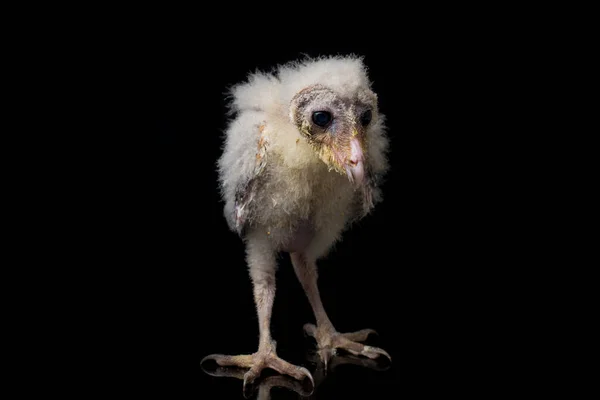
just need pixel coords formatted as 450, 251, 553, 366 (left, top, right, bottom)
366, 329, 379, 338
318, 348, 333, 372
362, 345, 392, 362
244, 369, 258, 385
297, 366, 314, 388
242, 375, 254, 399
243, 369, 259, 397
200, 354, 222, 366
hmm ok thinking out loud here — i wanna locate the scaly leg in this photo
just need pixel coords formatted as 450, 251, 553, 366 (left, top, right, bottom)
290, 252, 391, 369
201, 237, 313, 393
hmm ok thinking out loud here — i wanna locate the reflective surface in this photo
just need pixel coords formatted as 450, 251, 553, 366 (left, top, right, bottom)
200, 342, 394, 399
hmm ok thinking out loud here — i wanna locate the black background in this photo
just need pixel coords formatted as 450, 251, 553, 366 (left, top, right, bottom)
106, 13, 534, 399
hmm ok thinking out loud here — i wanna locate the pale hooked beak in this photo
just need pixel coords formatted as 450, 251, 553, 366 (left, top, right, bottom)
345, 137, 365, 186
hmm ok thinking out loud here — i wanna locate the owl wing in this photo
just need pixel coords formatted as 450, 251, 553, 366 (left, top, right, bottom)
217, 110, 269, 237
232, 130, 268, 236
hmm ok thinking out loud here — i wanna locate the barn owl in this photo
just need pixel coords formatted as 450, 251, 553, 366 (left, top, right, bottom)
202, 55, 391, 392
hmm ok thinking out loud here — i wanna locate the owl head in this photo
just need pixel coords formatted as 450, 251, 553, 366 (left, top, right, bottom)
289, 83, 379, 186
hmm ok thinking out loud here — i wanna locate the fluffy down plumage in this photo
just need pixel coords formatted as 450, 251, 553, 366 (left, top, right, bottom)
217, 55, 389, 259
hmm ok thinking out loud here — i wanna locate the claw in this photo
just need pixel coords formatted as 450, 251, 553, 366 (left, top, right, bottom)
200, 353, 220, 366
200, 354, 227, 372
244, 367, 260, 384
318, 348, 333, 373
202, 366, 247, 379
363, 328, 379, 338
362, 345, 392, 362
297, 366, 314, 389
242, 377, 253, 399
242, 369, 259, 399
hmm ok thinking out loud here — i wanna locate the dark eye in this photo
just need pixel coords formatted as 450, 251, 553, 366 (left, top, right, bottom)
312, 111, 332, 127
360, 110, 372, 126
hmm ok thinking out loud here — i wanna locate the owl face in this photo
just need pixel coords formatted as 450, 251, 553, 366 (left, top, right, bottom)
289, 84, 378, 185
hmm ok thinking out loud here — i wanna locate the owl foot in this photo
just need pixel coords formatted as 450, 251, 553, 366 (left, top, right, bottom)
201, 340, 314, 397
303, 324, 391, 371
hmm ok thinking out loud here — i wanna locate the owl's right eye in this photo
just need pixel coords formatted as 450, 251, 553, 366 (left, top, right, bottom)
360, 109, 372, 126
312, 111, 332, 127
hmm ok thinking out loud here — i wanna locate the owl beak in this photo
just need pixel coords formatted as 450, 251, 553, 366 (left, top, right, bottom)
345, 137, 365, 186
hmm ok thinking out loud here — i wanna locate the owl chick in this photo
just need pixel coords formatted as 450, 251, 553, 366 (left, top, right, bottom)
203, 55, 391, 390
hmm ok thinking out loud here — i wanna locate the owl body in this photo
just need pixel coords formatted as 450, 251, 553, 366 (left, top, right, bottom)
217, 55, 389, 259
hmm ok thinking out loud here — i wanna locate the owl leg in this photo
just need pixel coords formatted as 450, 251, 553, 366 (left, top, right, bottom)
201, 236, 313, 396
290, 252, 392, 370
